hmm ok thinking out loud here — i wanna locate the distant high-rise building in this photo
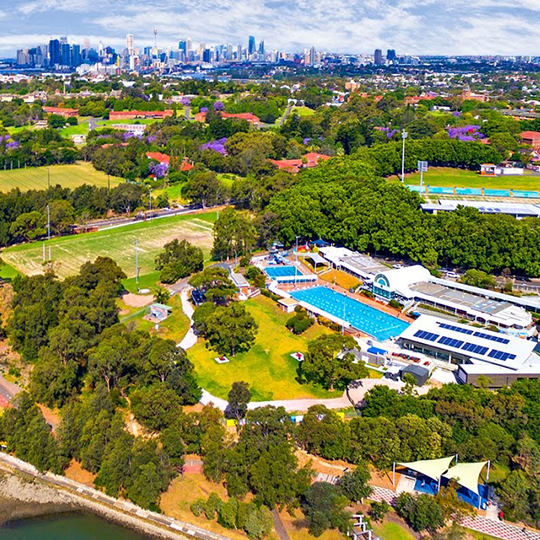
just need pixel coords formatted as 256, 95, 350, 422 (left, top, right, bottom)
237, 44, 243, 60
179, 40, 186, 53
72, 44, 81, 66
202, 48, 211, 62
61, 42, 71, 65
186, 37, 192, 53
248, 35, 256, 55
258, 40, 265, 56
309, 46, 316, 65
387, 49, 396, 61
127, 34, 134, 56
374, 48, 383, 65
49, 39, 61, 65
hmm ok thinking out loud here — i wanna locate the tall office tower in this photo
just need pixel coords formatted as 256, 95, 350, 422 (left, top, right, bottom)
49, 39, 61, 65
127, 34, 134, 56
374, 48, 383, 65
237, 44, 242, 60
387, 49, 396, 61
72, 44, 81, 66
186, 37, 192, 53
61, 42, 71, 65
248, 35, 256, 56
227, 44, 233, 60
258, 40, 265, 56
309, 46, 316, 65
179, 40, 186, 53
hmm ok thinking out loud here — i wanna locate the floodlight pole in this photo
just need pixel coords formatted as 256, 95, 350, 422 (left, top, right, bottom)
401, 130, 408, 182
135, 239, 140, 285
295, 235, 299, 290
46, 204, 51, 241
486, 460, 490, 483
392, 462, 396, 486
149, 189, 152, 220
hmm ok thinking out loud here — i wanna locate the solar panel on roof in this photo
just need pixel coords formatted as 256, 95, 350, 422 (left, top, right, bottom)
414, 330, 439, 342
438, 322, 474, 335
488, 349, 516, 361
461, 342, 489, 356
438, 336, 464, 348
473, 331, 510, 345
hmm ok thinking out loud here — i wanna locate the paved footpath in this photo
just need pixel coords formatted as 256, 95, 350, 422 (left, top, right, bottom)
369, 485, 540, 540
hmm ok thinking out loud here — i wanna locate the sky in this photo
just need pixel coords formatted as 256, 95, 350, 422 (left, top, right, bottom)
0, 0, 540, 57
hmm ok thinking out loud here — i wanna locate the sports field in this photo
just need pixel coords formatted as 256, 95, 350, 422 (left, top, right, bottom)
0, 162, 122, 193
2, 211, 216, 279
403, 166, 540, 191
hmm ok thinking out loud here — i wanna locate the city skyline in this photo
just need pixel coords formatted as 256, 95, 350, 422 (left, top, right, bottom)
1, 0, 540, 57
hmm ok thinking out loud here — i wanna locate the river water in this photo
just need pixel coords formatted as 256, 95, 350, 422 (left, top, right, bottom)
0, 512, 152, 539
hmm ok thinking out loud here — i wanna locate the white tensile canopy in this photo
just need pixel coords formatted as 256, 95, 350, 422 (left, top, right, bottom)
398, 456, 456, 482
443, 461, 488, 495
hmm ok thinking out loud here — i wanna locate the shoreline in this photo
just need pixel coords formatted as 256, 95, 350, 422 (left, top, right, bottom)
0, 468, 185, 540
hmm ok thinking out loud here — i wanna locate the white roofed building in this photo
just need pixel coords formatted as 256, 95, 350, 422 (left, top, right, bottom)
398, 315, 540, 387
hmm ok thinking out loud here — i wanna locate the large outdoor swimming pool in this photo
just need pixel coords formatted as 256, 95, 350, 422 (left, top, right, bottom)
290, 286, 409, 342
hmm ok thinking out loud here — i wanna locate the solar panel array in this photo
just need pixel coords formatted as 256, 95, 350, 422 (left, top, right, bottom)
472, 331, 510, 345
438, 322, 474, 335
414, 330, 439, 342
413, 322, 518, 363
438, 336, 464, 348
488, 349, 516, 361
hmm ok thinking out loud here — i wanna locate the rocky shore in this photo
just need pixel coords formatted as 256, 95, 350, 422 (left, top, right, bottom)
0, 469, 185, 539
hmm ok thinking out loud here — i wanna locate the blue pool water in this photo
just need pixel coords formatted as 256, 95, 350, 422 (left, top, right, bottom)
265, 266, 301, 278
290, 286, 409, 341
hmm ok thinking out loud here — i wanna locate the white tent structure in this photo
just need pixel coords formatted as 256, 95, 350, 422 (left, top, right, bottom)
443, 461, 490, 496
393, 455, 456, 487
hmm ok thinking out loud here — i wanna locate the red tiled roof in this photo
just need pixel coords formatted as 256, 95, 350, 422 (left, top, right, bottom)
303, 152, 331, 166
146, 152, 170, 164
520, 131, 540, 139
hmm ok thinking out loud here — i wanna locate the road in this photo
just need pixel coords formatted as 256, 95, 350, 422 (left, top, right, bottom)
0, 374, 21, 408
0, 451, 231, 540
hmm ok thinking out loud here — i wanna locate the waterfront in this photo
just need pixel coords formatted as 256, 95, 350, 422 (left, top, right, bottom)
0, 513, 151, 539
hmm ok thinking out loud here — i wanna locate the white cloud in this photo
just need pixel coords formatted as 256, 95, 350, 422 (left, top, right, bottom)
0, 0, 539, 55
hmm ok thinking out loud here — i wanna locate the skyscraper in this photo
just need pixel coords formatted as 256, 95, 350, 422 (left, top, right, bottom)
72, 44, 81, 66
374, 48, 383, 65
127, 34, 134, 56
248, 35, 256, 56
258, 40, 265, 56
387, 49, 396, 61
61, 42, 71, 65
49, 39, 60, 65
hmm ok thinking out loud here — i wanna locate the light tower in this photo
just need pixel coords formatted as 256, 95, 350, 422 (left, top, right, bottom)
154, 27, 158, 49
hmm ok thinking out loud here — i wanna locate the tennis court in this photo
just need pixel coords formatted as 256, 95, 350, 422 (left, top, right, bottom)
290, 286, 409, 341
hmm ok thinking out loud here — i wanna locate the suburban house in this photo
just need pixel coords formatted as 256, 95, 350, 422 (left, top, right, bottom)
43, 106, 78, 118
520, 131, 540, 148
109, 110, 174, 121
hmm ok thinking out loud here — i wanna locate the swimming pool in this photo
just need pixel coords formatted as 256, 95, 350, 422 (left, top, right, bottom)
290, 286, 409, 341
265, 266, 302, 278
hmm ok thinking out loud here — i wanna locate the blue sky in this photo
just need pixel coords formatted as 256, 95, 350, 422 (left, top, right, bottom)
0, 0, 539, 56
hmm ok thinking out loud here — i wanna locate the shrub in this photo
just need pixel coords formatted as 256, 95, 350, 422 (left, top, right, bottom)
190, 498, 206, 517
286, 308, 314, 335
204, 492, 222, 520
361, 290, 374, 299
389, 299, 401, 310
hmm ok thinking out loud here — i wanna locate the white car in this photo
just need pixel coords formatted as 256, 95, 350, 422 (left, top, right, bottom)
445, 271, 459, 279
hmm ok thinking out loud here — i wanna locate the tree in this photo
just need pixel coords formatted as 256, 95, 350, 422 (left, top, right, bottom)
395, 492, 444, 532
302, 482, 351, 537
131, 383, 183, 431
226, 381, 252, 422
369, 501, 390, 522
212, 208, 257, 261
301, 334, 368, 391
184, 168, 225, 208
155, 239, 204, 284
336, 462, 372, 502
461, 269, 496, 290
189, 267, 237, 304
204, 303, 258, 356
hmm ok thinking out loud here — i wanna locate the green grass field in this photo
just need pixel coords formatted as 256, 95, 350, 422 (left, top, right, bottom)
2, 211, 217, 279
403, 166, 540, 191
188, 294, 335, 401
0, 162, 122, 193
372, 522, 415, 540
0, 260, 21, 280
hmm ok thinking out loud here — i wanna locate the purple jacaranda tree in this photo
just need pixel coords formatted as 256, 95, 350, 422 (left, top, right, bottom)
200, 137, 227, 155
213, 101, 225, 111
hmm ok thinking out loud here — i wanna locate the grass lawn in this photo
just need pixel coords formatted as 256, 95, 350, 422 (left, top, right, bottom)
466, 530, 500, 540
154, 183, 186, 204
485, 462, 509, 483
188, 294, 335, 401
217, 173, 239, 189
402, 166, 540, 191
160, 473, 248, 540
372, 522, 415, 540
2, 211, 216, 279
0, 162, 122, 193
0, 260, 21, 280
122, 271, 162, 294
120, 293, 190, 343
320, 269, 361, 290
292, 106, 316, 117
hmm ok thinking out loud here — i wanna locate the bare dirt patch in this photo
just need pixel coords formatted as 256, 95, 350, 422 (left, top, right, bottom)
64, 460, 97, 487
122, 292, 155, 308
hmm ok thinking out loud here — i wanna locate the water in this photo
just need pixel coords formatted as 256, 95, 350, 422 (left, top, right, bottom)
0, 512, 151, 540
290, 286, 409, 341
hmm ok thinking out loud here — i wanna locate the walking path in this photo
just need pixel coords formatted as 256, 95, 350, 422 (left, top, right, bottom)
368, 485, 540, 540
0, 451, 230, 540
